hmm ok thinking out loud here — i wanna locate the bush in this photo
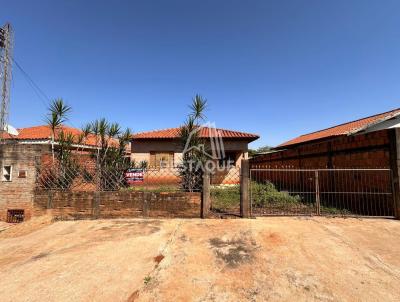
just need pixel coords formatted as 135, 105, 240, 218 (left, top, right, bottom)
251, 181, 301, 207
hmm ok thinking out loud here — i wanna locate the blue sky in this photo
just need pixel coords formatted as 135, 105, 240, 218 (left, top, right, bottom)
2, 0, 400, 148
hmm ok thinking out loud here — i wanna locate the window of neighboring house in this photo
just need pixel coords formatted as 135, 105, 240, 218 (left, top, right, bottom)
149, 152, 174, 168
2, 165, 12, 181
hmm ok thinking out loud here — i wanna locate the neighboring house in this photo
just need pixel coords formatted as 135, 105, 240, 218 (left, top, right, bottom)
1, 125, 122, 150
131, 126, 259, 168
250, 108, 400, 169
0, 125, 130, 222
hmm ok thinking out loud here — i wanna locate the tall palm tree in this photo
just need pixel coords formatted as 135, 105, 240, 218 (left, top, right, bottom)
179, 95, 208, 191
45, 98, 71, 162
189, 94, 207, 121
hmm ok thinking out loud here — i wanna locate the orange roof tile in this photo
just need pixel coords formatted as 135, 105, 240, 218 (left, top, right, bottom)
2, 125, 122, 149
278, 108, 400, 148
132, 127, 259, 141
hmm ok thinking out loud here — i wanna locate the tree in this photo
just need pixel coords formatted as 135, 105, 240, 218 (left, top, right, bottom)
179, 94, 208, 192
248, 145, 273, 157
85, 118, 133, 190
45, 98, 71, 162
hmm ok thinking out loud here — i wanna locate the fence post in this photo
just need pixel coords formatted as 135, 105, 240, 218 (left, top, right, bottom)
389, 128, 400, 219
240, 159, 250, 218
315, 170, 320, 215
47, 191, 53, 209
201, 170, 210, 218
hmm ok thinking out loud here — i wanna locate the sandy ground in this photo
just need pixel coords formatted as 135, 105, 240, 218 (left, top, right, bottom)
0, 217, 399, 302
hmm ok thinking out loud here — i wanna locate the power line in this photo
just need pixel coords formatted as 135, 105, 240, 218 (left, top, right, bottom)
11, 57, 82, 130
12, 56, 50, 108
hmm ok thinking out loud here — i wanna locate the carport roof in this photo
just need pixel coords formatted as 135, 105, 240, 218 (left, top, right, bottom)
278, 108, 400, 148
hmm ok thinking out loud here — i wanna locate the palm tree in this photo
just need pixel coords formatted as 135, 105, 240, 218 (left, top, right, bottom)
45, 98, 71, 162
189, 94, 207, 121
179, 95, 208, 191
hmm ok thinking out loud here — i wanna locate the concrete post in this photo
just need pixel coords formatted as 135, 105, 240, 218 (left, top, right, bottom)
240, 159, 251, 218
389, 128, 400, 219
201, 171, 210, 218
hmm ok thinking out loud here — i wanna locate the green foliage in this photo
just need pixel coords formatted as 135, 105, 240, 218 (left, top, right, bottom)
189, 94, 207, 120
248, 145, 273, 157
84, 118, 133, 190
251, 181, 301, 207
128, 185, 178, 193
210, 182, 303, 212
45, 98, 72, 162
178, 95, 208, 192
211, 185, 240, 211
144, 276, 152, 285
321, 206, 352, 215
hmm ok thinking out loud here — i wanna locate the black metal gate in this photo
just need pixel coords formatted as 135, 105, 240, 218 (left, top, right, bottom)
250, 169, 395, 217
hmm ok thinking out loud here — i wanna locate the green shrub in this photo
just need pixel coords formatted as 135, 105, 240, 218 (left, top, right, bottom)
251, 181, 301, 207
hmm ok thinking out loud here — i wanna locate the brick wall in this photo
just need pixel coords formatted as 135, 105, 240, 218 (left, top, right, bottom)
33, 190, 201, 220
0, 143, 50, 221
250, 130, 391, 169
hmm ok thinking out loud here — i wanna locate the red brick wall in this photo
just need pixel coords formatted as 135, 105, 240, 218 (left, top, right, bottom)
33, 190, 201, 220
250, 130, 391, 169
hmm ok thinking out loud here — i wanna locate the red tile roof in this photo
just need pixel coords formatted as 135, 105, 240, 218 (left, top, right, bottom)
278, 108, 400, 148
2, 125, 120, 148
132, 127, 259, 141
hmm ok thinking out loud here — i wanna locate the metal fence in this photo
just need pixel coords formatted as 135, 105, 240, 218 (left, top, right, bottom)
210, 167, 241, 216
35, 163, 203, 192
250, 169, 395, 217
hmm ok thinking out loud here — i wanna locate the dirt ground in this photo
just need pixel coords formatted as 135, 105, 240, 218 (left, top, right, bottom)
0, 216, 399, 302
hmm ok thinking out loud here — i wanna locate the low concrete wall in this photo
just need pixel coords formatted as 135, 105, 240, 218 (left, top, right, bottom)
33, 190, 201, 220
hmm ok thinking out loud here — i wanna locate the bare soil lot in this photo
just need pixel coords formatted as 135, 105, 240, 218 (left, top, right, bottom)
0, 216, 399, 302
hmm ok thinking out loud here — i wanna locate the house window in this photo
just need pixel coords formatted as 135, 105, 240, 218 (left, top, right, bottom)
2, 165, 12, 181
150, 152, 174, 168
219, 152, 237, 168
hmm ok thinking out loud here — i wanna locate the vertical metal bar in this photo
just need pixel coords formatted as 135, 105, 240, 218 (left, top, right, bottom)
315, 170, 320, 215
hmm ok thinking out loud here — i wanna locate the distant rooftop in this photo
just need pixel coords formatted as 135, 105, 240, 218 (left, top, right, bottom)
1, 125, 121, 149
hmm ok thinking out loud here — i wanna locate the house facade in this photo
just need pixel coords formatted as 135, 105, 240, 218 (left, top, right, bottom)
131, 126, 259, 168
131, 127, 259, 185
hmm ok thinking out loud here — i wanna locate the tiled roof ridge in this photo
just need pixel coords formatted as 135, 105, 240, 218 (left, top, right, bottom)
133, 126, 259, 137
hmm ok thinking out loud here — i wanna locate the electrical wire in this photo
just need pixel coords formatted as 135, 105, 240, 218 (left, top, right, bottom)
11, 56, 84, 130
11, 57, 50, 109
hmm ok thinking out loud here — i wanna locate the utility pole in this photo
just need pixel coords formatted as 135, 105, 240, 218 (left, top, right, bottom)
0, 23, 13, 142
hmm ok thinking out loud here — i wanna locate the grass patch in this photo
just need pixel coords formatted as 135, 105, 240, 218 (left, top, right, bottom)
321, 206, 352, 215
211, 185, 240, 211
126, 185, 179, 193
